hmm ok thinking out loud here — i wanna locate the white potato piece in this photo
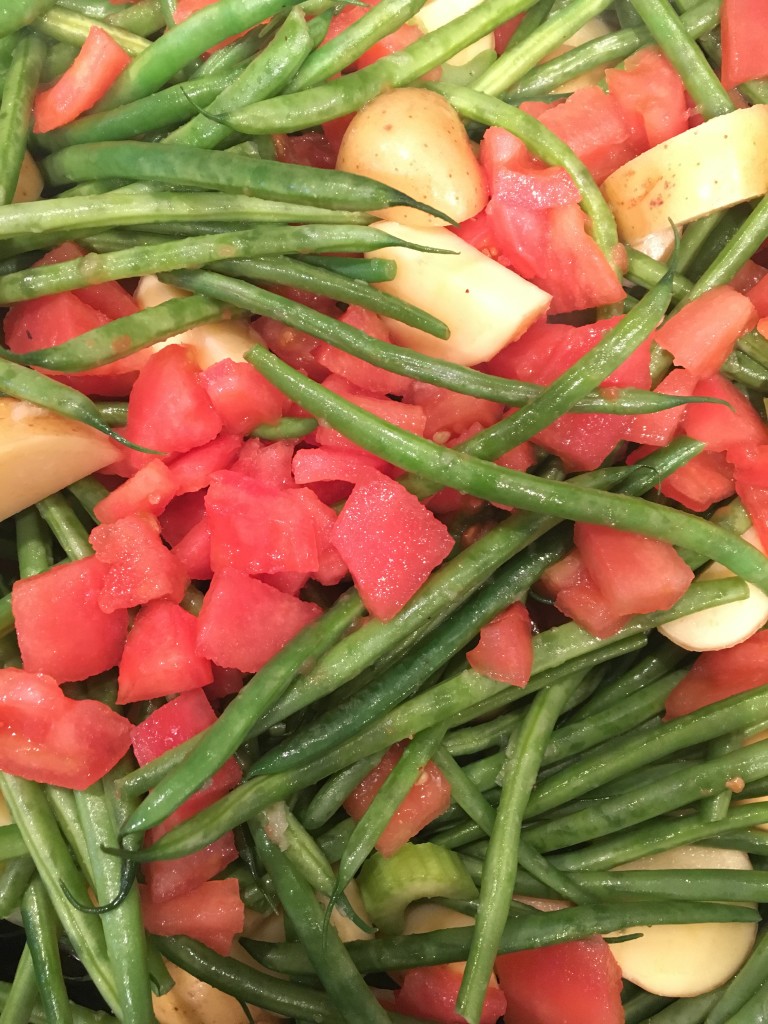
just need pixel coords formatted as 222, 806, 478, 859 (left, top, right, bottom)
134, 275, 256, 366
0, 399, 116, 523
607, 845, 757, 997
337, 88, 488, 227
659, 527, 768, 651
413, 0, 494, 83
602, 106, 768, 243
367, 220, 551, 365
152, 962, 281, 1024
12, 152, 44, 204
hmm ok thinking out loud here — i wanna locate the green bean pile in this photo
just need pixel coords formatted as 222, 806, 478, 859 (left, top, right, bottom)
0, 1, 766, 1023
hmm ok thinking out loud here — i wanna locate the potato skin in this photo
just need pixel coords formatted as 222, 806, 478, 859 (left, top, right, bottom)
337, 88, 488, 228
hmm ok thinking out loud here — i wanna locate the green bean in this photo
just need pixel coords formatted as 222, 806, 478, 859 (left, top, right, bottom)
156, 934, 382, 1023
0, 824, 29, 861
94, 0, 297, 108
724, 980, 768, 1024
0, 858, 36, 919
21, 878, 73, 1024
627, 0, 732, 118
0, 945, 38, 1024
625, 248, 693, 300
0, 985, 117, 1024
252, 829, 391, 1024
300, 755, 380, 832
287, 0, 423, 92
243, 342, 768, 590
36, 70, 240, 148
0, 34, 45, 206
164, 9, 314, 150
457, 673, 582, 1022
34, 8, 151, 54
642, 991, 722, 1024
334, 724, 447, 898
0, 1, 58, 35
36, 492, 92, 560
121, 588, 362, 836
15, 507, 53, 582
436, 82, 620, 265
705, 926, 768, 1024
548, 869, 768, 904
569, 640, 689, 720
163, 266, 706, 415
251, 415, 316, 439
245, 900, 759, 976
301, 253, 397, 282
684, 193, 768, 304
550, 803, 768, 872
527, 683, 768, 817
41, 141, 448, 217
474, 0, 611, 95
0, 357, 137, 449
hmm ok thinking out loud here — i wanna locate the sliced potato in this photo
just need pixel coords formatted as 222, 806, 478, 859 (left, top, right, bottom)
337, 88, 488, 228
607, 845, 757, 997
0, 399, 116, 522
367, 220, 551, 365
12, 152, 43, 204
152, 961, 280, 1024
658, 527, 768, 651
602, 106, 768, 243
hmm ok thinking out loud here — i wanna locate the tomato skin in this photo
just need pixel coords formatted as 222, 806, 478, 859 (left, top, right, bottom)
466, 603, 533, 686
392, 964, 507, 1024
721, 0, 768, 89
495, 937, 623, 1024
12, 557, 128, 683
665, 631, 768, 719
34, 27, 131, 133
344, 742, 451, 856
0, 668, 131, 789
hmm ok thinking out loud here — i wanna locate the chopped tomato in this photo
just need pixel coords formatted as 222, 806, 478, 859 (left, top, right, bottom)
0, 668, 131, 789
344, 741, 451, 856
665, 631, 768, 719
34, 27, 131, 133
140, 878, 244, 956
605, 47, 688, 149
655, 286, 758, 378
393, 964, 507, 1024
721, 0, 768, 89
466, 603, 533, 686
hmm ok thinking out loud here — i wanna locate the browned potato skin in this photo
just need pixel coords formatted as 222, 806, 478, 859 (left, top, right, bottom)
337, 88, 488, 227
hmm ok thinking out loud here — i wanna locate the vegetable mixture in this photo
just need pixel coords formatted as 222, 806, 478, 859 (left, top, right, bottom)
0, 0, 767, 1021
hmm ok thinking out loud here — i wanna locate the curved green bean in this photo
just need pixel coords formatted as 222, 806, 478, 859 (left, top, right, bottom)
0, 34, 45, 206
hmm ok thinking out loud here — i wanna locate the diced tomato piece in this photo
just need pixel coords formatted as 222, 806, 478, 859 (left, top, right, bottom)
256, 315, 324, 378
574, 522, 693, 616
196, 569, 321, 673
172, 518, 213, 582
3, 291, 138, 397
146, 810, 238, 903
166, 434, 242, 496
410, 382, 504, 443
0, 668, 131, 789
37, 244, 141, 320
332, 472, 454, 620
34, 27, 131, 133
734, 479, 768, 554
536, 87, 640, 184
94, 459, 177, 523
683, 375, 768, 452
315, 312, 411, 397
666, 631, 768, 719
232, 438, 295, 488
140, 878, 244, 956
199, 358, 285, 434
12, 557, 128, 683
495, 14, 523, 53
90, 514, 189, 612
125, 345, 223, 456
292, 446, 390, 486
659, 450, 735, 512
206, 665, 245, 700
117, 600, 213, 704
606, 47, 688, 149
294, 488, 348, 586
274, 130, 336, 169
747, 275, 768, 318
357, 22, 423, 69
538, 550, 630, 639
466, 603, 533, 686
721, 0, 768, 89
343, 742, 452, 856
496, 936, 623, 1024
159, 490, 207, 547
729, 443, 768, 487
622, 368, 697, 446
393, 964, 506, 1024
655, 286, 757, 378
205, 470, 319, 575
315, 377, 427, 454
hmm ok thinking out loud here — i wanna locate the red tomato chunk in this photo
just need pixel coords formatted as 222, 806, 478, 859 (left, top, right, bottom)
467, 603, 533, 686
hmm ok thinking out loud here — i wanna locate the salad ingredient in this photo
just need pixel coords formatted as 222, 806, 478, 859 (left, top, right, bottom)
602, 106, 768, 243
367, 220, 551, 363
336, 87, 488, 227
659, 527, 768, 651
606, 845, 757, 997
720, 0, 768, 90
0, 397, 116, 520
413, 0, 495, 83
